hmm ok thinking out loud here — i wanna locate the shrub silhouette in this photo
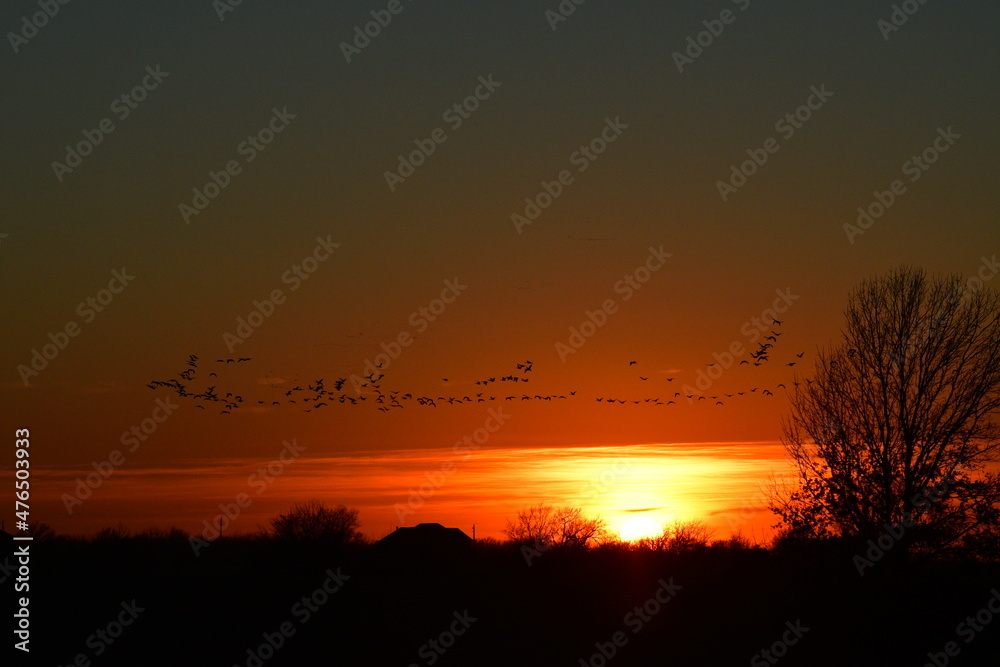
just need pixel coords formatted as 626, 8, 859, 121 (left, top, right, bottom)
270, 499, 364, 543
502, 503, 609, 550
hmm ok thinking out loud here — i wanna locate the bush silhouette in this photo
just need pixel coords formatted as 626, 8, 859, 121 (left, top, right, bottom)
270, 499, 364, 543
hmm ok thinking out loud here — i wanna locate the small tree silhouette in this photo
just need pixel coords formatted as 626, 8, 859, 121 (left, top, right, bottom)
270, 500, 363, 543
25, 522, 57, 541
771, 266, 1000, 559
94, 523, 131, 541
502, 503, 608, 550
665, 519, 714, 551
635, 520, 714, 552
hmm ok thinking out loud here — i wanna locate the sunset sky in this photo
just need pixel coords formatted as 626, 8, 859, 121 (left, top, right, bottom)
2, 0, 998, 542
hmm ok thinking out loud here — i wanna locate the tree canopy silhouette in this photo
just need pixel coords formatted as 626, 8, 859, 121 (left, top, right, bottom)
635, 519, 715, 552
270, 500, 364, 544
771, 266, 1000, 559
502, 503, 608, 550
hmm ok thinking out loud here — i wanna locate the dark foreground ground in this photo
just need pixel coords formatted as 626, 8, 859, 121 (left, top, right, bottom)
8, 537, 1000, 666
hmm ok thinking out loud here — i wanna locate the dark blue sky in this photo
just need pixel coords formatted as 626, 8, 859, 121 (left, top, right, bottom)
2, 0, 998, 469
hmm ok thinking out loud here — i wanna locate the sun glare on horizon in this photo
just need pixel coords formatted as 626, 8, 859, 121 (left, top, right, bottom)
617, 515, 665, 542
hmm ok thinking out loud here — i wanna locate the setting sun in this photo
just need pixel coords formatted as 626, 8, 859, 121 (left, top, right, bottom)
617, 515, 664, 542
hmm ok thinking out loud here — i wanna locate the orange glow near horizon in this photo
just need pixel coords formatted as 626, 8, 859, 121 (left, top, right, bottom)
33, 442, 794, 545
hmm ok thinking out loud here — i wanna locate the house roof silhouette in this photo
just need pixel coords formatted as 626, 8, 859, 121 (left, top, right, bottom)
375, 523, 472, 555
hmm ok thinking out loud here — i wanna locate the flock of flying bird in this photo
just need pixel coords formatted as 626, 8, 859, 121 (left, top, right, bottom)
147, 321, 808, 415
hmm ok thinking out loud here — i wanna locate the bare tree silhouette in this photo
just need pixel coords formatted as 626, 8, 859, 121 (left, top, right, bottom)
634, 519, 715, 552
503, 503, 608, 550
270, 500, 364, 544
771, 266, 1000, 558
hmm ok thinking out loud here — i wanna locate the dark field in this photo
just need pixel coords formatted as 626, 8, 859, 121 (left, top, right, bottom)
14, 536, 1000, 666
